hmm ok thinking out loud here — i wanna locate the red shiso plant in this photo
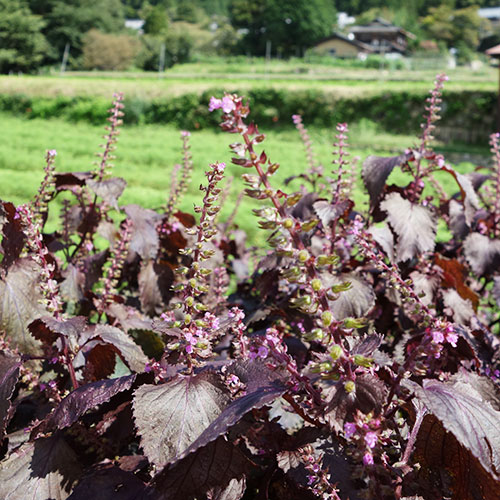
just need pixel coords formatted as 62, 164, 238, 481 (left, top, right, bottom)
0, 79, 499, 500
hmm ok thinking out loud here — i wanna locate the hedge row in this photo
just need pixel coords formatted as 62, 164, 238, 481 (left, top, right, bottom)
0, 88, 496, 143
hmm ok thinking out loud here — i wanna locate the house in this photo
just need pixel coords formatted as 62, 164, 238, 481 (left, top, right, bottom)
313, 33, 374, 58
479, 7, 500, 29
349, 18, 415, 55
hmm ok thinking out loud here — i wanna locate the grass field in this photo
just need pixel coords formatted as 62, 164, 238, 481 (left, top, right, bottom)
0, 112, 489, 245
0, 62, 496, 101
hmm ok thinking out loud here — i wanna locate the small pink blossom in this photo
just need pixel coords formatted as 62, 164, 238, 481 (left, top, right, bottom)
363, 452, 374, 466
47, 149, 57, 157
364, 432, 377, 449
431, 330, 444, 343
185, 344, 194, 354
208, 97, 222, 112
257, 346, 269, 358
221, 96, 235, 113
344, 422, 356, 439
446, 332, 458, 347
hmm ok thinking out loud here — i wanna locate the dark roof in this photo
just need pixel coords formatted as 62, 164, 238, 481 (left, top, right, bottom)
349, 18, 416, 40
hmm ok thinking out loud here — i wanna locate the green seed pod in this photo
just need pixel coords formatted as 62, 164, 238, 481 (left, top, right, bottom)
311, 278, 322, 292
184, 314, 192, 325
330, 344, 343, 361
344, 380, 355, 393
321, 310, 333, 327
283, 218, 293, 229
298, 250, 310, 262
185, 296, 194, 307
354, 355, 373, 368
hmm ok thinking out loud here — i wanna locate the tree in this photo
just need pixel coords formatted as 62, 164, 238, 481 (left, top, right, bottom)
0, 0, 48, 73
421, 4, 486, 51
142, 4, 169, 34
82, 29, 139, 70
28, 0, 125, 65
229, 0, 336, 57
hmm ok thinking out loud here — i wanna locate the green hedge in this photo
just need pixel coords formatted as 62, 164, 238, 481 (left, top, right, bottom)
0, 88, 496, 143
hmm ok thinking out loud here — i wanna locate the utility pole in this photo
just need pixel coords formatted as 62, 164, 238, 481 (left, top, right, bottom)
60, 43, 70, 75
159, 43, 166, 77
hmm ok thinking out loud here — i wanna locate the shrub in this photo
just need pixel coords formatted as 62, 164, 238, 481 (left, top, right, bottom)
82, 29, 139, 71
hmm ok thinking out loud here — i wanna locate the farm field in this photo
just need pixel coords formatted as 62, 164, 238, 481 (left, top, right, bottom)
0, 112, 488, 244
0, 62, 496, 100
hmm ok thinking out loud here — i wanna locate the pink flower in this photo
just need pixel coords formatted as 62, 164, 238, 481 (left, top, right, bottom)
431, 330, 444, 343
47, 149, 57, 157
257, 346, 269, 358
446, 332, 458, 347
363, 452, 374, 466
364, 432, 377, 449
208, 97, 222, 112
221, 96, 235, 113
344, 422, 356, 439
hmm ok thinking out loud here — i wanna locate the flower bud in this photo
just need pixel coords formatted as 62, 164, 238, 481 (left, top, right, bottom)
353, 355, 373, 368
344, 381, 355, 393
330, 344, 343, 361
321, 310, 333, 327
298, 250, 310, 263
311, 278, 322, 292
283, 218, 293, 229
185, 296, 194, 307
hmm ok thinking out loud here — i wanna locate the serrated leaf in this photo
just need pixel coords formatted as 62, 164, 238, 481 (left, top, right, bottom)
29, 316, 87, 346
409, 271, 439, 306
380, 192, 436, 262
150, 437, 251, 500
313, 199, 353, 227
405, 378, 500, 485
32, 375, 136, 438
0, 351, 21, 438
442, 289, 474, 324
133, 372, 231, 467
59, 264, 85, 303
0, 434, 82, 500
138, 260, 174, 316
441, 166, 480, 226
67, 463, 148, 500
86, 325, 148, 373
207, 477, 246, 500
463, 233, 500, 276
324, 273, 375, 320
175, 360, 288, 462
0, 258, 47, 354
124, 204, 161, 260
87, 177, 127, 211
0, 201, 26, 270
324, 373, 387, 432
368, 224, 394, 261
448, 199, 469, 240
362, 153, 409, 209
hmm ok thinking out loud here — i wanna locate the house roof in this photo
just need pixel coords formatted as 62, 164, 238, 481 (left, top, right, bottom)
314, 33, 374, 52
479, 7, 500, 20
486, 43, 500, 57
350, 18, 416, 40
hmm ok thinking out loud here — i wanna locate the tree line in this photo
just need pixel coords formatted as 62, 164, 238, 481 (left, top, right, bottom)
0, 0, 498, 73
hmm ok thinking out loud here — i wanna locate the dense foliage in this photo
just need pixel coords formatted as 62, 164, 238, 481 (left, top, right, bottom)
0, 0, 498, 72
0, 77, 500, 499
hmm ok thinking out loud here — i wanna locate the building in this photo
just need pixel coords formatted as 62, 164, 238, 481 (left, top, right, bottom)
349, 18, 415, 55
479, 7, 500, 29
313, 33, 373, 58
